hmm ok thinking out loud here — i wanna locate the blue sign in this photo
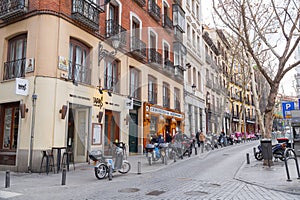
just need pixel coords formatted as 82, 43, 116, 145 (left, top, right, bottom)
282, 102, 295, 118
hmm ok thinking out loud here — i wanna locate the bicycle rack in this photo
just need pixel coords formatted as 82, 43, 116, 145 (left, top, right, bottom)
284, 148, 300, 182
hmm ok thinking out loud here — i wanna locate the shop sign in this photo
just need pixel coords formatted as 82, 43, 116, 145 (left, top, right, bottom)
15, 78, 29, 96
149, 106, 183, 119
93, 96, 103, 109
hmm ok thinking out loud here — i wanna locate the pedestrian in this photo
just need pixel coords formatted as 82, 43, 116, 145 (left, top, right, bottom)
166, 131, 172, 143
199, 131, 205, 153
196, 130, 200, 147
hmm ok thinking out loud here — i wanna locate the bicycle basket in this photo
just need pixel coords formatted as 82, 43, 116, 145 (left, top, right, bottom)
89, 149, 103, 161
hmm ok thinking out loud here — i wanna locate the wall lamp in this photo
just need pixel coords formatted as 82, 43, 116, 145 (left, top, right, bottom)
59, 105, 68, 119
191, 83, 196, 93
98, 86, 112, 97
186, 63, 191, 69
98, 34, 120, 65
20, 103, 28, 118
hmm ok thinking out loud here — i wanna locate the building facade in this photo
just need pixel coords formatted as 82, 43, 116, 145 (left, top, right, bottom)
0, 0, 186, 172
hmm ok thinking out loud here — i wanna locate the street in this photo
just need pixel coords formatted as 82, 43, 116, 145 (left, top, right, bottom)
1, 141, 300, 200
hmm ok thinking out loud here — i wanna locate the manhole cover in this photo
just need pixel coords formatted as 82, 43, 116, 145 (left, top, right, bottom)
146, 190, 165, 196
185, 191, 208, 196
118, 188, 140, 193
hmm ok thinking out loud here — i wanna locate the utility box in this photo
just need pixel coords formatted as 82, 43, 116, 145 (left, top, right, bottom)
294, 139, 300, 157
261, 139, 273, 160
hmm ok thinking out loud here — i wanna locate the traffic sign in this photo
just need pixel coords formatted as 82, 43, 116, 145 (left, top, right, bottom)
282, 102, 295, 119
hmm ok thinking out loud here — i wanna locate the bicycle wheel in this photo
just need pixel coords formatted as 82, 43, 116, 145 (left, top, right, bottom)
118, 161, 131, 174
94, 164, 107, 179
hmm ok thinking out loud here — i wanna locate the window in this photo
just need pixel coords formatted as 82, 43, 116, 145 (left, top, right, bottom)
4, 34, 27, 80
173, 4, 185, 32
198, 72, 201, 91
197, 35, 201, 52
104, 58, 119, 92
130, 67, 140, 99
174, 87, 180, 111
163, 82, 170, 108
192, 30, 196, 46
0, 102, 19, 150
148, 75, 157, 104
187, 24, 191, 41
69, 39, 90, 84
163, 42, 170, 61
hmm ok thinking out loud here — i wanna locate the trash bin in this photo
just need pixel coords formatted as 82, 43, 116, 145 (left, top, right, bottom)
294, 139, 300, 157
261, 139, 272, 160
277, 138, 290, 147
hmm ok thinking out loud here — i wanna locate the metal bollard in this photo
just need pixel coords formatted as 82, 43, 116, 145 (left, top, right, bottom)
5, 170, 10, 188
253, 147, 256, 156
108, 165, 112, 181
61, 168, 66, 185
194, 147, 197, 155
246, 153, 250, 164
137, 161, 141, 175
173, 151, 176, 162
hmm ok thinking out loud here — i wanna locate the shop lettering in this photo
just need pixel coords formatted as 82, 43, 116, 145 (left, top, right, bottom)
149, 106, 183, 119
93, 97, 103, 109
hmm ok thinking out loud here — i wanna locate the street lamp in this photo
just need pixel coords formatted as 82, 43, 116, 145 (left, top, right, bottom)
98, 34, 120, 66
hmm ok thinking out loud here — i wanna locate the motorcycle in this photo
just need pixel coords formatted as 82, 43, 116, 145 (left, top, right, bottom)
145, 143, 169, 165
89, 142, 131, 180
254, 143, 287, 161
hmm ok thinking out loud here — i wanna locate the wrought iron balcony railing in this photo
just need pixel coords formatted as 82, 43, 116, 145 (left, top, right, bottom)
68, 61, 91, 85
72, 0, 103, 30
131, 36, 146, 59
133, 0, 146, 7
0, 0, 27, 20
162, 15, 173, 30
148, 48, 162, 65
106, 19, 127, 46
3, 58, 26, 80
148, 0, 161, 21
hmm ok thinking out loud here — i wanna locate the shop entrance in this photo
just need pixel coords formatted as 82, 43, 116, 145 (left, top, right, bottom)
67, 104, 89, 162
104, 110, 120, 155
129, 112, 138, 153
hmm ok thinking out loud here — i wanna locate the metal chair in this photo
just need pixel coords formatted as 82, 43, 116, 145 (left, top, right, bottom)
39, 150, 55, 174
61, 147, 75, 171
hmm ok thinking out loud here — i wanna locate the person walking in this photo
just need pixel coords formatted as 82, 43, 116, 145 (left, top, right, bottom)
196, 130, 200, 148
199, 131, 205, 153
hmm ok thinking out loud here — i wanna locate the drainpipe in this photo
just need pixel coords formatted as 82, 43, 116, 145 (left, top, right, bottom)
28, 76, 37, 173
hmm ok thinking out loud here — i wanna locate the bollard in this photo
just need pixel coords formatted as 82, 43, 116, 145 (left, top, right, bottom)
108, 165, 112, 181
253, 147, 256, 156
137, 161, 141, 175
164, 156, 168, 165
61, 168, 66, 185
173, 151, 176, 162
194, 147, 197, 155
5, 170, 10, 188
246, 153, 250, 164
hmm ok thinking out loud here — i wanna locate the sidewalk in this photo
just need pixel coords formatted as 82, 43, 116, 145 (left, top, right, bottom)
235, 151, 300, 195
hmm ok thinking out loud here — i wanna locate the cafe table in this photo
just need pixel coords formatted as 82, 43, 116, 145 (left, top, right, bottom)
52, 146, 66, 173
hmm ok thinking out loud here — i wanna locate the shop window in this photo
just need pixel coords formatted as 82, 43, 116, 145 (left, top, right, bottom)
69, 39, 91, 84
0, 102, 19, 150
4, 34, 27, 80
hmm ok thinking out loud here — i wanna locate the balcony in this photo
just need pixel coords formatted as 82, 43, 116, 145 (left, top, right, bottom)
174, 66, 184, 80
133, 0, 146, 7
148, 48, 162, 66
68, 61, 91, 85
0, 0, 27, 20
162, 15, 173, 30
3, 58, 26, 80
131, 36, 146, 59
72, 0, 103, 30
106, 19, 127, 46
164, 59, 175, 74
174, 26, 183, 42
148, 0, 161, 21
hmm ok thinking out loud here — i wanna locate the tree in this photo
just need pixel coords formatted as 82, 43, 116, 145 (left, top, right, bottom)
213, 0, 300, 139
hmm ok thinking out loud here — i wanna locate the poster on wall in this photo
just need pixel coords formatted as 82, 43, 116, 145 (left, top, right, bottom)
92, 123, 102, 145
15, 78, 29, 96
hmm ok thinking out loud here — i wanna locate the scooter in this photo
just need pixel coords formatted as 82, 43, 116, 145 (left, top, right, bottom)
145, 143, 169, 165
254, 143, 287, 161
89, 142, 131, 180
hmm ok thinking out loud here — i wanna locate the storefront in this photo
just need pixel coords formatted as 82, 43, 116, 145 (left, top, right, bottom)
143, 103, 184, 148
